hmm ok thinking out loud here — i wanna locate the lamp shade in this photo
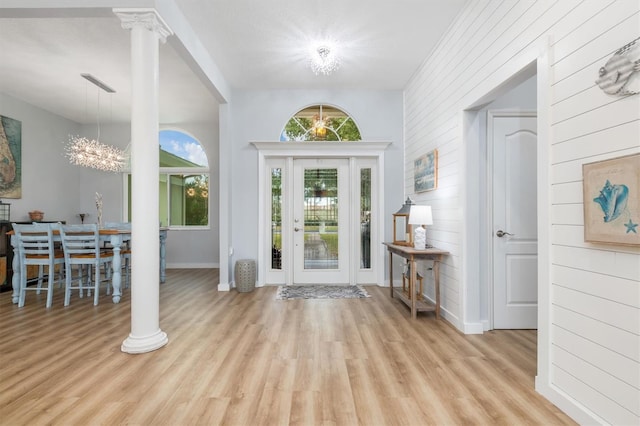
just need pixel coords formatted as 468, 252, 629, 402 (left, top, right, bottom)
408, 205, 433, 226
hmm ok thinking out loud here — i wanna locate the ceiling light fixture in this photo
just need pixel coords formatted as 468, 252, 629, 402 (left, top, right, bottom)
66, 135, 126, 173
309, 44, 341, 75
65, 74, 126, 173
312, 114, 328, 139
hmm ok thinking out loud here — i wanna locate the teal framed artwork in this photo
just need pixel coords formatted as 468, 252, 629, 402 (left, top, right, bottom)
583, 153, 639, 246
0, 115, 21, 198
414, 149, 438, 193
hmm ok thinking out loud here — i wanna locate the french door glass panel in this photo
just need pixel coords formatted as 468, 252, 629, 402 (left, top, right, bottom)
271, 167, 282, 270
303, 167, 338, 269
294, 159, 349, 284
360, 167, 371, 269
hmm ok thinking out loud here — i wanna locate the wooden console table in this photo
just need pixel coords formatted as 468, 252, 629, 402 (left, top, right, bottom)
383, 242, 449, 319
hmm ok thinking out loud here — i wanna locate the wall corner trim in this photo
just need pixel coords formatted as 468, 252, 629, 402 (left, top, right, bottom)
535, 377, 606, 425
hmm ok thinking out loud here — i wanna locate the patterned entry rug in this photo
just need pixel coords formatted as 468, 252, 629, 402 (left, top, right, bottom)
276, 285, 371, 300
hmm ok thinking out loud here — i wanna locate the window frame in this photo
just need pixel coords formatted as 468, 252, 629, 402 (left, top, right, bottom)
280, 104, 362, 142
123, 128, 211, 231
159, 167, 210, 230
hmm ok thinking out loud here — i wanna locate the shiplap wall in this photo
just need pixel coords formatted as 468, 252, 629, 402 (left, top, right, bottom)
404, 0, 639, 424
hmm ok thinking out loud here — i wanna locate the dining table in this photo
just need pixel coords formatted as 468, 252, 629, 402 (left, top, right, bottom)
9, 227, 168, 304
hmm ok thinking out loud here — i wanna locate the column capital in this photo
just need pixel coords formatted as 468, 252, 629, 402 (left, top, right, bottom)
113, 8, 173, 43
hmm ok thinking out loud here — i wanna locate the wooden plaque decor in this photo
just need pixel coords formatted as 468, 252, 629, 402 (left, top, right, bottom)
582, 153, 639, 246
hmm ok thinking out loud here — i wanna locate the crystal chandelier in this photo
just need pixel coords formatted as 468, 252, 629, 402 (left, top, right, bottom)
309, 45, 341, 75
65, 74, 126, 172
65, 135, 126, 172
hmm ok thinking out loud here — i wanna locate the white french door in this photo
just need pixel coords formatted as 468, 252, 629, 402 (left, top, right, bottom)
261, 150, 382, 287
293, 159, 349, 284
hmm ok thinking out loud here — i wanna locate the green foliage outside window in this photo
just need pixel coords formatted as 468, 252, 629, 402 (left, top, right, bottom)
184, 174, 209, 226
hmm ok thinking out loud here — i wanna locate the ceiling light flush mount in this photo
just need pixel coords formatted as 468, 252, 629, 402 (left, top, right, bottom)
309, 43, 341, 76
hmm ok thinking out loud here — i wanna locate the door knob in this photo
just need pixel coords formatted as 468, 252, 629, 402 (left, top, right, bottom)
294, 227, 301, 232
496, 230, 514, 237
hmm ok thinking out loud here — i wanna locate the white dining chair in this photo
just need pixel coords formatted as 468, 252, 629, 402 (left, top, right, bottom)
59, 224, 113, 306
12, 222, 65, 308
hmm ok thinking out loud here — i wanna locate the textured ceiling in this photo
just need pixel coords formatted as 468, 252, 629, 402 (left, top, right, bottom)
175, 0, 468, 90
0, 1, 467, 124
0, 17, 218, 125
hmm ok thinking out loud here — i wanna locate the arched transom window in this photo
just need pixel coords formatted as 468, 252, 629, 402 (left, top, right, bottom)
280, 104, 361, 141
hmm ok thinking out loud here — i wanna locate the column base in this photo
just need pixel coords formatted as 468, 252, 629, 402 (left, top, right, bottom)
121, 329, 168, 354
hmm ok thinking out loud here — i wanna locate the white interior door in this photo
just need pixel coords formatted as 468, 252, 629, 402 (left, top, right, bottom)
491, 111, 538, 329
293, 159, 349, 284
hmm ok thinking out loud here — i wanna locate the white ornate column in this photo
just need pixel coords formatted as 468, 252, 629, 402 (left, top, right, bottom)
115, 8, 172, 354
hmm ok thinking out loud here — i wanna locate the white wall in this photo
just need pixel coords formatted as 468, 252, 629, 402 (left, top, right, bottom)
1, 93, 220, 268
0, 93, 81, 223
162, 121, 220, 267
226, 89, 404, 283
404, 1, 639, 424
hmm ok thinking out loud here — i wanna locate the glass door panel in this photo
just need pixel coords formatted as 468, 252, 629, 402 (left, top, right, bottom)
293, 159, 349, 284
304, 167, 338, 269
360, 168, 371, 269
271, 167, 282, 270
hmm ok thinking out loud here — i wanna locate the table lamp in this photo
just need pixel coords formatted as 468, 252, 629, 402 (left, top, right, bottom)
408, 205, 433, 249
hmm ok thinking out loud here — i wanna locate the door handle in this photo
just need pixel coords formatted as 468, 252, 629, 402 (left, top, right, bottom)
496, 230, 514, 237
294, 227, 301, 232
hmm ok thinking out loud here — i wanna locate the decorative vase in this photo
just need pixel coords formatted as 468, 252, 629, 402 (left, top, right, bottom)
95, 192, 103, 228
28, 210, 44, 222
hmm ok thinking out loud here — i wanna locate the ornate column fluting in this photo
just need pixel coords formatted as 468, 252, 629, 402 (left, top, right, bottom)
114, 8, 172, 354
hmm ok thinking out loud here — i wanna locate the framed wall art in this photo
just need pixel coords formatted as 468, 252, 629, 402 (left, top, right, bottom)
0, 115, 22, 199
414, 149, 438, 193
582, 153, 639, 246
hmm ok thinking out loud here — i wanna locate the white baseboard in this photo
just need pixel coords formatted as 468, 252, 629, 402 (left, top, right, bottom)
167, 262, 219, 269
481, 320, 490, 331
463, 322, 484, 334
381, 279, 412, 288
418, 291, 483, 335
535, 376, 605, 425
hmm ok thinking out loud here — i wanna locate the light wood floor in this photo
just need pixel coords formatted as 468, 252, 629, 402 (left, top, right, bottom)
0, 269, 576, 426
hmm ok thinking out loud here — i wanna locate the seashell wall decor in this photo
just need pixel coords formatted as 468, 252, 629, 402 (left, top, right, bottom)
583, 153, 640, 246
595, 36, 640, 96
